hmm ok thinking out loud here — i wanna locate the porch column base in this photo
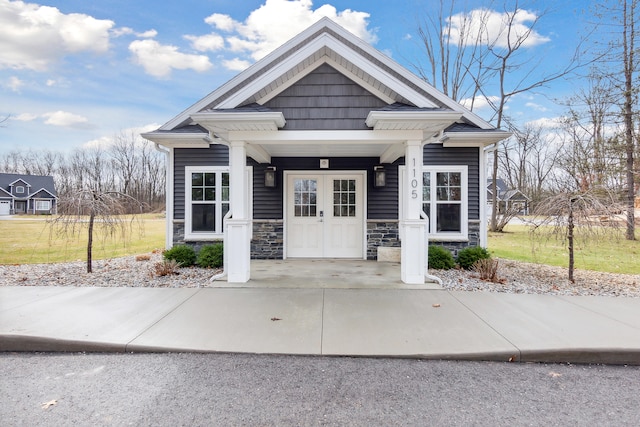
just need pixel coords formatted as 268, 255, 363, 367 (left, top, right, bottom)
226, 218, 252, 283
400, 219, 427, 284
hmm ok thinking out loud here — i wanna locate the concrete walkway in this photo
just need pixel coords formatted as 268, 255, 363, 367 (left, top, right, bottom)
1, 260, 640, 365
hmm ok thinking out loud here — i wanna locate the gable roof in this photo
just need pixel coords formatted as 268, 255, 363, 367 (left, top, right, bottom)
0, 173, 57, 197
157, 17, 498, 133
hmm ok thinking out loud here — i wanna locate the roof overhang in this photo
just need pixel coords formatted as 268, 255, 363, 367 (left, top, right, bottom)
366, 110, 463, 132
141, 131, 212, 148
190, 111, 286, 134
441, 130, 512, 147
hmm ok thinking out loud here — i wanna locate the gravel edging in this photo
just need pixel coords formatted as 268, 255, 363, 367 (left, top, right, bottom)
1, 253, 639, 298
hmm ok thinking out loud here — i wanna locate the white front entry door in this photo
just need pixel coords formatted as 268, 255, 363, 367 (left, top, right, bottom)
286, 173, 364, 258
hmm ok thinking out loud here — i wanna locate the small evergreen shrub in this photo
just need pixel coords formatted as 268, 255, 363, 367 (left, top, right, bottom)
197, 243, 224, 269
456, 246, 491, 270
163, 245, 196, 267
428, 245, 455, 270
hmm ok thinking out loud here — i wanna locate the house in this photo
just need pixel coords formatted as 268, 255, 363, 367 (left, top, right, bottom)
142, 18, 510, 284
486, 178, 530, 216
0, 173, 58, 215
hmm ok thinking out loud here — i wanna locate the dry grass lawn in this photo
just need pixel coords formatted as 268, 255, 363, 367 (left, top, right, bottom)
0, 214, 165, 265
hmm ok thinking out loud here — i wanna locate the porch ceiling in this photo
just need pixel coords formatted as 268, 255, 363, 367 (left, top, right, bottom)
247, 139, 398, 160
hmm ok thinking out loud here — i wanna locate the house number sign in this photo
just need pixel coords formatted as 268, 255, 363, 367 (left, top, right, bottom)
410, 156, 419, 199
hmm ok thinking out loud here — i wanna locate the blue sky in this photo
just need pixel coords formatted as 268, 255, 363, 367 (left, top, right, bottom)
0, 0, 591, 154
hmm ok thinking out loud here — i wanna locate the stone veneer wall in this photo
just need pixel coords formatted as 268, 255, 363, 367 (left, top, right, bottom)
366, 220, 401, 260
171, 220, 222, 253
251, 220, 284, 259
429, 220, 481, 256
173, 218, 480, 259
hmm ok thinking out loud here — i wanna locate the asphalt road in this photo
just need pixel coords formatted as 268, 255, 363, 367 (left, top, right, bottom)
2, 353, 639, 426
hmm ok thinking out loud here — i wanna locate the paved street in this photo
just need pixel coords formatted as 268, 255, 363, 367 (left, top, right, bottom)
2, 353, 639, 426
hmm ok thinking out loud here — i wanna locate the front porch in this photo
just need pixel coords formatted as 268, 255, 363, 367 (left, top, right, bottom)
209, 259, 442, 290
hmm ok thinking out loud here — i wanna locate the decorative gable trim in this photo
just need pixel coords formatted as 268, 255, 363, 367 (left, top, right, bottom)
158, 17, 496, 134
28, 188, 57, 199
9, 179, 30, 187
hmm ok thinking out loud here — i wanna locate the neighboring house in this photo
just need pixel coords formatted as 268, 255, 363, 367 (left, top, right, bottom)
142, 18, 510, 284
0, 173, 58, 215
486, 178, 530, 215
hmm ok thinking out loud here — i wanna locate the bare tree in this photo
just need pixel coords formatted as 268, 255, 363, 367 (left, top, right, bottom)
49, 189, 146, 273
621, 0, 637, 240
531, 189, 624, 282
415, 1, 589, 232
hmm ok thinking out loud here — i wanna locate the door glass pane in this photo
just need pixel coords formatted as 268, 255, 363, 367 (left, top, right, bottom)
294, 179, 317, 217
333, 179, 356, 217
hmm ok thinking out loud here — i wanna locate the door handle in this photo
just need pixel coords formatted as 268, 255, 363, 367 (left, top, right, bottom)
319, 210, 323, 222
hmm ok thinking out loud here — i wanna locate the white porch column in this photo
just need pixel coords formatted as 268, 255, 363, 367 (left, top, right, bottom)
401, 140, 427, 284
226, 140, 251, 283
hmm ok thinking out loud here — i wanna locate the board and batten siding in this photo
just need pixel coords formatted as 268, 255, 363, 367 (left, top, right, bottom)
264, 63, 387, 130
173, 146, 229, 219
423, 144, 480, 220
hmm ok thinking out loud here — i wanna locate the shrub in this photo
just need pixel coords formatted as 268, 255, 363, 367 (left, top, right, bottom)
472, 258, 503, 283
197, 243, 224, 269
163, 245, 196, 267
428, 245, 455, 270
457, 246, 491, 270
153, 259, 181, 277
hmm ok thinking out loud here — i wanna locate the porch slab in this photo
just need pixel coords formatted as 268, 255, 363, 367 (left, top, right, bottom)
128, 288, 324, 354
212, 259, 441, 289
321, 289, 518, 360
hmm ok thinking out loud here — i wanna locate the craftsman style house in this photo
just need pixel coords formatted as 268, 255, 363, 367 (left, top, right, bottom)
143, 18, 509, 284
0, 173, 57, 215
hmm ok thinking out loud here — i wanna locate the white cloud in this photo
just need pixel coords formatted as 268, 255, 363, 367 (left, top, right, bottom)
205, 13, 235, 31
83, 123, 161, 149
447, 8, 550, 49
0, 0, 114, 70
111, 27, 157, 39
460, 95, 500, 111
11, 113, 38, 121
202, 0, 376, 69
137, 29, 158, 38
184, 33, 224, 52
7, 76, 24, 92
42, 110, 92, 128
525, 116, 562, 129
222, 58, 252, 71
129, 39, 213, 78
525, 102, 549, 112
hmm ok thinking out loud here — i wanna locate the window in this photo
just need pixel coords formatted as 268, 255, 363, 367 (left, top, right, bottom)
35, 200, 50, 211
185, 167, 229, 239
332, 179, 356, 217
422, 166, 468, 239
16, 186, 24, 194
293, 179, 317, 217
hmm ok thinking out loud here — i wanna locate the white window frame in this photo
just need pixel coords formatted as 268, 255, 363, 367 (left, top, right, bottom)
35, 200, 50, 211
16, 186, 24, 194
185, 166, 229, 240
422, 165, 468, 241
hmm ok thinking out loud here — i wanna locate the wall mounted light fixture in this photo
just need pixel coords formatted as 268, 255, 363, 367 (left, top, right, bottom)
264, 166, 277, 188
373, 165, 386, 188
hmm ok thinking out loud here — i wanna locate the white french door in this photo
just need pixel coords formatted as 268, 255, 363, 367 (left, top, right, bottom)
286, 172, 364, 258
